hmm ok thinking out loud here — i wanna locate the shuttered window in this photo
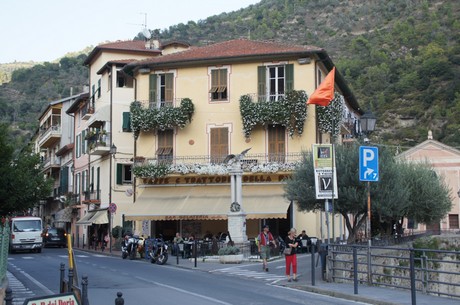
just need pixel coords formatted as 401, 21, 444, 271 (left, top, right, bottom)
268, 125, 286, 162
122, 112, 131, 132
257, 64, 293, 101
210, 128, 229, 163
210, 69, 228, 101
157, 129, 173, 163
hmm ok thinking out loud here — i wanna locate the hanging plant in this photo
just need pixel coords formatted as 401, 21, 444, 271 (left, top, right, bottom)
316, 93, 344, 138
132, 162, 171, 178
239, 90, 308, 138
130, 98, 195, 138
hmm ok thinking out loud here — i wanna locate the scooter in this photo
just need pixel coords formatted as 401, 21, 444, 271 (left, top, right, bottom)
148, 236, 168, 265
121, 234, 142, 260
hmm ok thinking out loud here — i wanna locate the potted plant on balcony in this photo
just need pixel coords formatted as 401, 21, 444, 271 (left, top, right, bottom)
218, 246, 243, 264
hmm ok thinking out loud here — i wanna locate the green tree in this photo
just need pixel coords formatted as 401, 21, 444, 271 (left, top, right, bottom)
0, 124, 53, 216
285, 143, 452, 242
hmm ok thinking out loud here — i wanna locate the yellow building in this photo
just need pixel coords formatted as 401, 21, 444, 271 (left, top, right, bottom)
120, 39, 362, 242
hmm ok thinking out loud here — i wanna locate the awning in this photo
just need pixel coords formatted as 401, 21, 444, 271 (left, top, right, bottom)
87, 105, 110, 128
125, 185, 290, 221
76, 209, 109, 225
54, 207, 73, 223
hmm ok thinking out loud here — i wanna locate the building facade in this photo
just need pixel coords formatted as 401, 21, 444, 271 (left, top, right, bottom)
121, 39, 362, 242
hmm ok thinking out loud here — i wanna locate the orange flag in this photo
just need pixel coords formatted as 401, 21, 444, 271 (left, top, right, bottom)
307, 67, 336, 106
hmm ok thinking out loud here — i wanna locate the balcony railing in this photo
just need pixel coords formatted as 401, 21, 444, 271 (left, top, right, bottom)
136, 98, 183, 109
244, 92, 286, 102
87, 133, 111, 156
82, 190, 101, 203
81, 103, 94, 120
38, 125, 62, 147
133, 152, 303, 177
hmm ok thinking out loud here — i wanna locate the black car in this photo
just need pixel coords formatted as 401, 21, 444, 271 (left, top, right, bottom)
43, 227, 67, 248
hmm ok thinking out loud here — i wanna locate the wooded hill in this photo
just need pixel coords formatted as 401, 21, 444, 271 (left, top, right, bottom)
1, 0, 459, 151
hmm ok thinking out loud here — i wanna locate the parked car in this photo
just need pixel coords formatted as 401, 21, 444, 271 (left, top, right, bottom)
42, 227, 67, 248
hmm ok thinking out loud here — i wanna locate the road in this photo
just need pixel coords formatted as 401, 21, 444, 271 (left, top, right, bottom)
7, 247, 369, 305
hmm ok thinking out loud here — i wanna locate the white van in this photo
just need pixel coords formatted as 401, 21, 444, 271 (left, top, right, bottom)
9, 216, 43, 253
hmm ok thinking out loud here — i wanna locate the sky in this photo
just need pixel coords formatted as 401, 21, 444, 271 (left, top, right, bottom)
0, 0, 260, 64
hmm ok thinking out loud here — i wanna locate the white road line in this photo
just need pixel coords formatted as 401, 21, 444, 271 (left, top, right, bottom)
135, 276, 233, 305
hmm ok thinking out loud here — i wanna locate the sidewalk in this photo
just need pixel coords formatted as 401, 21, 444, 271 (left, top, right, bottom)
74, 246, 459, 305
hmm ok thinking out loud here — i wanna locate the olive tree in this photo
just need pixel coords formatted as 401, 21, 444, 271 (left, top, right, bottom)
285, 143, 452, 242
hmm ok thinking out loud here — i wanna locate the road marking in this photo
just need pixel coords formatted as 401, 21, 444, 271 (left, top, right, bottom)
135, 276, 232, 305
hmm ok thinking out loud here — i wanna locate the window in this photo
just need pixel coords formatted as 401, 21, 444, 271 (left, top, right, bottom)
117, 71, 133, 88
268, 125, 286, 162
209, 68, 228, 101
76, 134, 81, 158
258, 64, 293, 101
210, 127, 229, 163
149, 73, 174, 108
157, 129, 173, 163
449, 214, 459, 229
122, 112, 132, 132
116, 164, 132, 185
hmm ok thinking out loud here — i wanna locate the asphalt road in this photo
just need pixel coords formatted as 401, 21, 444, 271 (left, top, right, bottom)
7, 247, 369, 305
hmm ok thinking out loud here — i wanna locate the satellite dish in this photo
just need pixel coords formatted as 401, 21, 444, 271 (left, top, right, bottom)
142, 28, 151, 40
125, 188, 133, 197
59, 196, 66, 203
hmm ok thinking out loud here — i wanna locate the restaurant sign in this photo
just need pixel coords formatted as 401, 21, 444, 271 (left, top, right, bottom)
142, 173, 291, 185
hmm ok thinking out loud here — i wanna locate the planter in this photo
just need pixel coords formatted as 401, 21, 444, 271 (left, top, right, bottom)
219, 254, 244, 264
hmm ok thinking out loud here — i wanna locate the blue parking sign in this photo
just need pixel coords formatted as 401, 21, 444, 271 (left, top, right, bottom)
359, 146, 379, 182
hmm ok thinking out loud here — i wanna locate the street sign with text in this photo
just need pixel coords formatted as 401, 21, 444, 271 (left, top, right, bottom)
359, 146, 379, 182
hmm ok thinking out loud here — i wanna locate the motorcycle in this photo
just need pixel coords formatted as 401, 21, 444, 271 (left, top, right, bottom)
148, 236, 168, 265
121, 234, 144, 260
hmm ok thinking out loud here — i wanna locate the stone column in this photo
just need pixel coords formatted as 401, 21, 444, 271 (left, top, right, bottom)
227, 162, 247, 243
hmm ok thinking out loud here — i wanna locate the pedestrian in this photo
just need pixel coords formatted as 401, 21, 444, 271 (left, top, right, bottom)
257, 224, 276, 272
285, 228, 298, 282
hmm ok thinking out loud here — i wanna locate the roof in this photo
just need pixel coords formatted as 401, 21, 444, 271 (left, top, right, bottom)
97, 59, 134, 75
66, 92, 89, 114
84, 40, 161, 65
397, 139, 460, 161
128, 39, 324, 68
124, 39, 362, 113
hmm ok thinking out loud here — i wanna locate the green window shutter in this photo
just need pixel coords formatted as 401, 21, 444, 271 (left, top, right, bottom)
91, 167, 94, 192
257, 66, 266, 101
149, 74, 157, 103
116, 164, 123, 185
81, 130, 86, 154
96, 167, 100, 200
122, 112, 131, 132
60, 167, 69, 194
285, 64, 294, 92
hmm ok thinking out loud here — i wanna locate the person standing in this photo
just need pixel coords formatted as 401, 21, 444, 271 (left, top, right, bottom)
285, 228, 299, 282
257, 224, 275, 272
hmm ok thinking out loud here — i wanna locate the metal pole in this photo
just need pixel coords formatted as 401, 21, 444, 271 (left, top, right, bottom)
367, 181, 371, 245
325, 199, 330, 243
409, 249, 417, 305
194, 239, 197, 268
353, 246, 358, 295
311, 243, 316, 286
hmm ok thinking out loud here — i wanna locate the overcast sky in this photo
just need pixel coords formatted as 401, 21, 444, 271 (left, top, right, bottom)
0, 0, 260, 64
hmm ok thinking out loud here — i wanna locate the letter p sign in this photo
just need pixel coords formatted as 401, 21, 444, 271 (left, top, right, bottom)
359, 146, 379, 182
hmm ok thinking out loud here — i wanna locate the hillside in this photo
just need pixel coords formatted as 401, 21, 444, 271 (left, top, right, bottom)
1, 0, 459, 150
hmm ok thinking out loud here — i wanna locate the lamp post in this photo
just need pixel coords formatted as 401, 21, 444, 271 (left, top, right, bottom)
360, 111, 377, 243
109, 143, 117, 255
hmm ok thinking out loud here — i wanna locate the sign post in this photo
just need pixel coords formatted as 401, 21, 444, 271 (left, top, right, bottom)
359, 146, 379, 245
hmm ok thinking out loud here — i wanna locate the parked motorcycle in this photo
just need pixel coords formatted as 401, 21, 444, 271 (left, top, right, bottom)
121, 234, 144, 260
148, 236, 168, 265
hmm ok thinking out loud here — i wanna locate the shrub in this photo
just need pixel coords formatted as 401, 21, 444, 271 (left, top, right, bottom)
218, 246, 240, 255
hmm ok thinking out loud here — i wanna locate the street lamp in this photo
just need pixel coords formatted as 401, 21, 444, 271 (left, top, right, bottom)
359, 111, 376, 244
108, 143, 117, 254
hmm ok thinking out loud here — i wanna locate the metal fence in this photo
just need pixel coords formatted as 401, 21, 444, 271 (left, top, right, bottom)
328, 242, 460, 300
0, 223, 10, 282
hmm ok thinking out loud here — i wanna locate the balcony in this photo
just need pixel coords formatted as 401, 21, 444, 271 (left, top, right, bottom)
81, 103, 95, 120
38, 125, 62, 148
82, 190, 101, 204
87, 133, 111, 156
41, 156, 60, 173
133, 152, 303, 179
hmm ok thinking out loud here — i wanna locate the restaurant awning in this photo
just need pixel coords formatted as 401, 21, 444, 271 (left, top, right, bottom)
54, 207, 73, 223
125, 185, 290, 221
76, 209, 109, 225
